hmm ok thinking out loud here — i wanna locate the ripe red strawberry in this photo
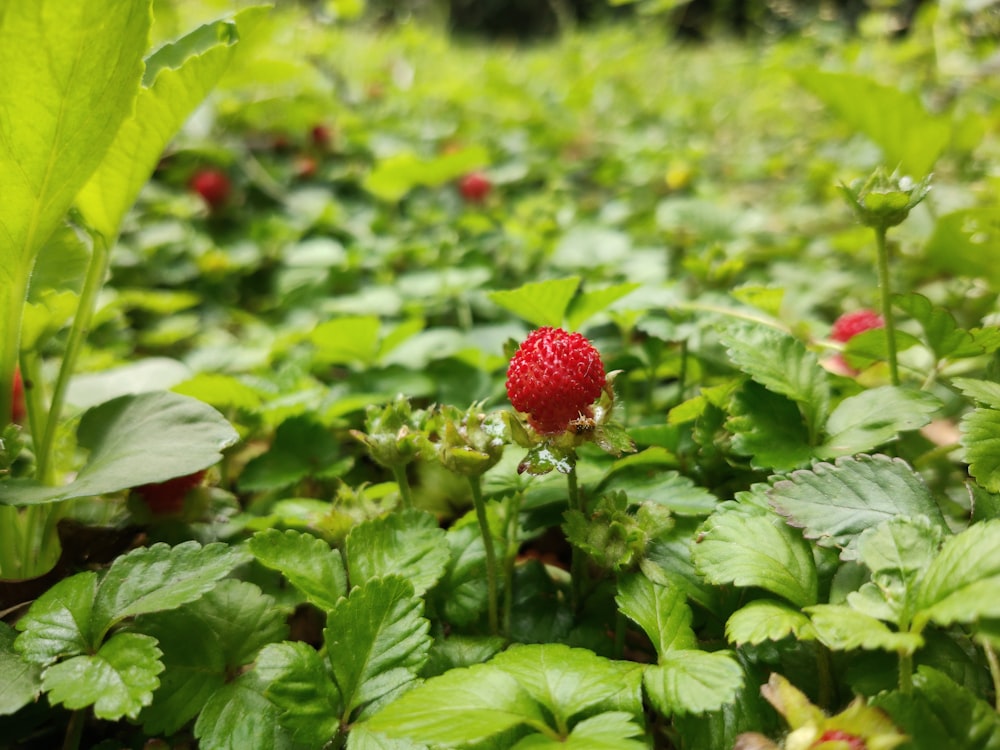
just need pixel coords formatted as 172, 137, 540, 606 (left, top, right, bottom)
133, 470, 206, 516
831, 309, 884, 342
11, 367, 26, 424
506, 327, 606, 435
459, 172, 492, 203
814, 729, 866, 749
188, 168, 231, 211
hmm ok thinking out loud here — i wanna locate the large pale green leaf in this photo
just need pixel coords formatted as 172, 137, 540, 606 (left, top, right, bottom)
805, 604, 923, 654
768, 455, 948, 559
695, 506, 819, 608
249, 528, 348, 611
616, 572, 697, 656
817, 386, 941, 459
41, 632, 163, 720
326, 576, 431, 718
0, 391, 238, 506
363, 663, 548, 746
643, 651, 744, 716
90, 541, 247, 642
14, 572, 98, 663
256, 641, 342, 748
488, 277, 581, 330
194, 669, 297, 750
961, 407, 1000, 493
76, 7, 268, 239
725, 600, 817, 646
346, 509, 450, 597
0, 622, 41, 715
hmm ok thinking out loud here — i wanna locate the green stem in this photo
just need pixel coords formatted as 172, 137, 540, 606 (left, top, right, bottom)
20, 351, 47, 452
816, 643, 835, 710
984, 640, 1000, 712
391, 464, 414, 510
503, 491, 524, 641
874, 225, 900, 386
62, 709, 85, 750
468, 476, 499, 636
898, 649, 913, 694
0, 270, 30, 427
566, 455, 586, 613
613, 608, 626, 660
37, 232, 110, 484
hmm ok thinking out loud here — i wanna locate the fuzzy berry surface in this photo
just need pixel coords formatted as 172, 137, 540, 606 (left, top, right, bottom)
134, 470, 206, 516
813, 729, 866, 750
459, 172, 492, 203
506, 327, 606, 435
831, 309, 884, 342
188, 168, 231, 211
11, 367, 25, 424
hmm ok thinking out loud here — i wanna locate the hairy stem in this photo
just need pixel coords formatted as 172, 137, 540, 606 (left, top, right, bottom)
874, 225, 900, 386
898, 649, 913, 694
391, 464, 414, 510
469, 476, 499, 636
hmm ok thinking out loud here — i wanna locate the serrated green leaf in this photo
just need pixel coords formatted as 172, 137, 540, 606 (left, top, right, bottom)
90, 541, 246, 642
817, 386, 941, 459
644, 651, 744, 716
194, 669, 297, 750
327, 576, 431, 718
805, 604, 923, 654
600, 462, 717, 515
488, 277, 581, 329
954, 378, 1000, 410
924, 208, 1000, 288
346, 509, 449, 596
239, 415, 349, 492
433, 513, 489, 626
347, 725, 429, 750
0, 621, 41, 715
249, 529, 348, 611
511, 712, 647, 749
363, 663, 547, 746
962, 407, 1000, 493
42, 632, 163, 720
256, 642, 342, 748
311, 315, 382, 367
727, 381, 814, 471
915, 520, 1000, 630
725, 600, 817, 645
894, 293, 987, 361
693, 509, 818, 608
720, 323, 829, 438
768, 455, 948, 560
15, 571, 98, 663
491, 644, 643, 728
616, 572, 697, 656
566, 282, 640, 330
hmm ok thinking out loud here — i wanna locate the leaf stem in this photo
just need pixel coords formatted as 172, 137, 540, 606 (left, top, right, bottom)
874, 225, 900, 386
391, 464, 414, 510
62, 709, 85, 750
984, 640, 1000, 712
898, 649, 913, 694
468, 475, 499, 636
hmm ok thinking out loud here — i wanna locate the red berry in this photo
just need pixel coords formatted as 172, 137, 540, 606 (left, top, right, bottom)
134, 470, 206, 516
831, 309, 884, 343
188, 168, 231, 211
814, 729, 866, 749
459, 172, 492, 203
506, 327, 606, 435
11, 367, 26, 424
295, 155, 318, 179
310, 124, 332, 149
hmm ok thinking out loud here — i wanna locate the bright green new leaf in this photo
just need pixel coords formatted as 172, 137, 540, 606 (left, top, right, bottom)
491, 644, 643, 728
346, 509, 450, 596
616, 572, 697, 656
172, 372, 265, 412
256, 642, 342, 748
566, 282, 641, 330
76, 7, 269, 239
894, 293, 991, 362
644, 651, 744, 716
915, 520, 1000, 630
363, 663, 548, 746
14, 571, 98, 664
249, 528, 348, 611
326, 576, 431, 718
347, 726, 429, 750
961, 407, 1000, 493
90, 541, 247, 642
0, 391, 239, 506
725, 600, 817, 646
768, 455, 948, 559
489, 277, 581, 330
817, 386, 940, 459
0, 622, 41, 715
693, 508, 819, 608
511, 712, 647, 749
805, 605, 923, 654
194, 670, 295, 750
42, 632, 163, 720
600, 456, 719, 515
363, 147, 490, 202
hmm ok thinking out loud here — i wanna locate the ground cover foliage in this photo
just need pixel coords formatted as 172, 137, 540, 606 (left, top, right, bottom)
2, 0, 1000, 748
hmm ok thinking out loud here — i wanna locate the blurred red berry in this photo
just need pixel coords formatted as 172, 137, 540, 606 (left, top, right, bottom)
134, 470, 206, 516
506, 327, 606, 435
11, 367, 26, 424
295, 155, 318, 179
459, 172, 492, 203
310, 124, 332, 149
831, 309, 884, 342
188, 168, 231, 211
814, 729, 866, 749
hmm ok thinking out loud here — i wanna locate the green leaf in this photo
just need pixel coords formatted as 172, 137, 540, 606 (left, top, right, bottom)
42, 632, 163, 720
616, 572, 697, 656
327, 576, 431, 718
488, 277, 581, 329
600, 460, 718, 515
136, 580, 288, 735
693, 508, 819, 608
346, 509, 450, 597
793, 69, 950, 175
725, 600, 817, 646
256, 642, 342, 748
719, 323, 829, 438
805, 604, 924, 654
643, 651, 744, 716
347, 725, 429, 750
491, 644, 643, 728
311, 315, 382, 367
961, 407, 1000, 493
14, 572, 98, 663
0, 621, 41, 715
915, 519, 1000, 630
240, 415, 349, 492
727, 382, 814, 471
194, 669, 296, 750
511, 712, 647, 749
363, 663, 547, 746
894, 293, 989, 361
768, 455, 948, 560
249, 529, 348, 611
90, 541, 246, 642
76, 8, 267, 239
432, 516, 489, 626
954, 378, 1000, 410
817, 386, 941, 459
566, 282, 641, 330
0, 392, 239, 506
363, 147, 490, 202
923, 208, 1000, 287
172, 372, 266, 412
